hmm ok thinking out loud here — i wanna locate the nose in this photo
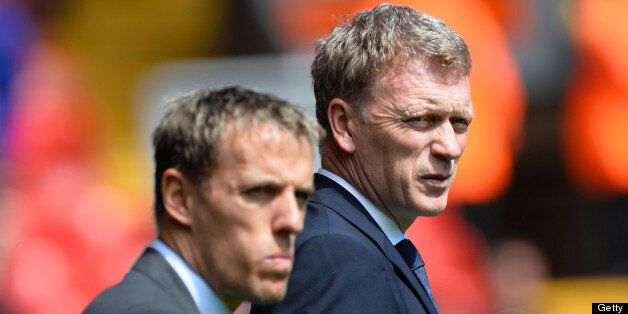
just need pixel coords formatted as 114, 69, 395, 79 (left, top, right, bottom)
430, 122, 463, 160
271, 191, 305, 235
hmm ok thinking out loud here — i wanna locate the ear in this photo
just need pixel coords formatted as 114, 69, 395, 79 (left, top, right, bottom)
327, 98, 357, 153
161, 168, 195, 227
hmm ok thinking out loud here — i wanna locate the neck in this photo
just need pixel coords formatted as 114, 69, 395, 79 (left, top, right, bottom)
321, 150, 416, 232
158, 220, 200, 274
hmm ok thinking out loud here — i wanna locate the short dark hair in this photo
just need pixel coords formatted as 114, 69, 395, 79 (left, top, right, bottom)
152, 86, 322, 224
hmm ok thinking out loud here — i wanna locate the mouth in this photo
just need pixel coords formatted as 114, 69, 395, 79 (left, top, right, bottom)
262, 254, 293, 276
419, 173, 451, 189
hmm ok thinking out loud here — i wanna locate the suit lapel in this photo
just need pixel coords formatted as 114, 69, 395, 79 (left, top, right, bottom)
311, 174, 438, 314
132, 247, 200, 314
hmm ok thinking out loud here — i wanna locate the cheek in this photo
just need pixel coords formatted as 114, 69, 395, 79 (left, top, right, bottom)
397, 140, 427, 170
457, 134, 468, 151
199, 209, 261, 260
206, 226, 258, 280
382, 139, 421, 175
359, 139, 385, 166
227, 215, 273, 260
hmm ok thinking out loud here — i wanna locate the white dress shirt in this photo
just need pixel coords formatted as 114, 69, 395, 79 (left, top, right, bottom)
317, 168, 406, 245
150, 240, 230, 314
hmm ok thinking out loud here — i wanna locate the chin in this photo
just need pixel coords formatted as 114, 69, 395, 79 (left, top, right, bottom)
249, 293, 286, 305
421, 206, 446, 217
413, 197, 448, 217
247, 284, 288, 305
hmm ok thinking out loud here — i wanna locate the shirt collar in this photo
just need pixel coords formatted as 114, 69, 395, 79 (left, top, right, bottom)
150, 239, 231, 314
317, 168, 406, 245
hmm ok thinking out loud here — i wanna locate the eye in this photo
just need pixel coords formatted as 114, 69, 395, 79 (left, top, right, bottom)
450, 117, 471, 133
405, 116, 436, 129
243, 185, 279, 200
295, 190, 313, 210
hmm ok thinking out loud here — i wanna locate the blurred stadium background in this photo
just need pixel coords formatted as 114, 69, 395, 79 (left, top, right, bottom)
0, 0, 626, 313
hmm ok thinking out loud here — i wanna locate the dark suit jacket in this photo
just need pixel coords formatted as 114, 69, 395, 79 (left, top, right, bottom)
252, 174, 438, 314
84, 247, 199, 314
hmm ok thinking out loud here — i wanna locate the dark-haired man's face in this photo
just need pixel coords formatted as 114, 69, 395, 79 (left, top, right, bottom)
189, 124, 313, 305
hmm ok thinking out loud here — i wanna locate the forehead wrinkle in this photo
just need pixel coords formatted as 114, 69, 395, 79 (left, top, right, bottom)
379, 68, 469, 101
415, 96, 473, 118
391, 97, 469, 120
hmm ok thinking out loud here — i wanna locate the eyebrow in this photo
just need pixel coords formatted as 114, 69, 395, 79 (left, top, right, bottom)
243, 178, 314, 193
297, 186, 315, 194
420, 98, 474, 119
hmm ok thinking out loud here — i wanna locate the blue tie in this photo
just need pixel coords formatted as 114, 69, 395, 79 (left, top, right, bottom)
395, 239, 438, 310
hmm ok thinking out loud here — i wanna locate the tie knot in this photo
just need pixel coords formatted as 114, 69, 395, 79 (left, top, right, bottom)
394, 239, 425, 270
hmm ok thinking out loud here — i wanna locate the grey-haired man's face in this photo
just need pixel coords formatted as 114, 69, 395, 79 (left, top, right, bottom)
352, 60, 473, 223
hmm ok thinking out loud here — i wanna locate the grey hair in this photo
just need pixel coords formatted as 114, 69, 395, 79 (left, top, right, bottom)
311, 3, 471, 142
152, 86, 323, 223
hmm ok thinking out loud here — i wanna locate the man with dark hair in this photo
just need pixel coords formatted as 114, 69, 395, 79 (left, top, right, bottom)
85, 86, 322, 313
253, 3, 473, 313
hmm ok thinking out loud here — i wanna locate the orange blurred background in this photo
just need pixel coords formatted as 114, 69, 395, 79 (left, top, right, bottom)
0, 1, 626, 313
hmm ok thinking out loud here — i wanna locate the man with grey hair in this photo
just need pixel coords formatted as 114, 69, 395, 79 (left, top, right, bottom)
253, 3, 472, 313
85, 86, 322, 313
